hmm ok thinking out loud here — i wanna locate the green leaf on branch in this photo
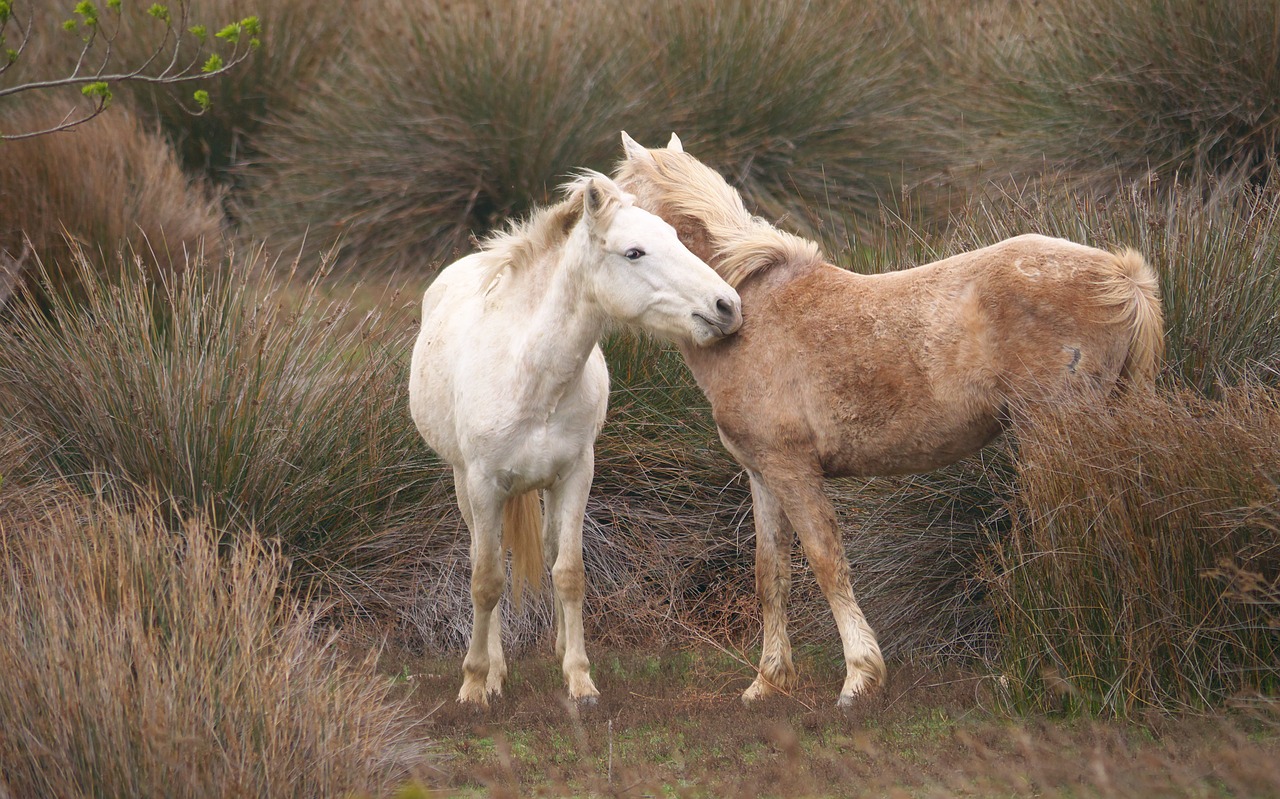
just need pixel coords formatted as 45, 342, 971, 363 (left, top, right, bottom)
240, 16, 261, 36
189, 24, 207, 42
202, 53, 223, 73
63, 19, 78, 31
215, 22, 242, 45
81, 81, 112, 106
147, 4, 170, 24
4, 48, 16, 65
0, 1, 11, 24
107, 0, 121, 9
193, 89, 210, 110
74, 1, 100, 25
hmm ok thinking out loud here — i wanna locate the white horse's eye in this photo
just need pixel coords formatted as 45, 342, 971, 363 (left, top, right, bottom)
625, 248, 645, 261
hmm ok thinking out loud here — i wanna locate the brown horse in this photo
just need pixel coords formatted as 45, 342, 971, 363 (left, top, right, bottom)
616, 133, 1164, 706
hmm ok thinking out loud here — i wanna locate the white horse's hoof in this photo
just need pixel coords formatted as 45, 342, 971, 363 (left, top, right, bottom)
576, 693, 599, 708
742, 681, 772, 704
457, 682, 490, 708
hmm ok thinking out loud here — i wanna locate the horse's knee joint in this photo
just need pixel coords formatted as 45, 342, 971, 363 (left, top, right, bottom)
471, 578, 503, 610
551, 562, 584, 599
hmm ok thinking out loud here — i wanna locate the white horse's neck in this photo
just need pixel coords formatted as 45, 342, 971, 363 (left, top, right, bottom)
511, 224, 606, 413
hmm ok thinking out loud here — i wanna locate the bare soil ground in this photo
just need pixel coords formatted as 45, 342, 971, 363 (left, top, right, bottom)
382, 647, 1280, 798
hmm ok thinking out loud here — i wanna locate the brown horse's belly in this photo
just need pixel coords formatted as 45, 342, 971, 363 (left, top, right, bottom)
818, 411, 1005, 478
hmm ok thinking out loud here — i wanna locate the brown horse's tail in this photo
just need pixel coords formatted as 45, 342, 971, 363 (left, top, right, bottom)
1100, 248, 1165, 390
503, 491, 544, 607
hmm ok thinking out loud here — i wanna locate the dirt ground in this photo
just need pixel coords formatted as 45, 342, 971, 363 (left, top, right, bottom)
382, 647, 1280, 798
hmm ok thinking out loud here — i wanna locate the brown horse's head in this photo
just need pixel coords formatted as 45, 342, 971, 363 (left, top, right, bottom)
615, 132, 822, 289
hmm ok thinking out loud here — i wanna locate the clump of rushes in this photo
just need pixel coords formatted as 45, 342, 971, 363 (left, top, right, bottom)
0, 102, 223, 308
948, 177, 1280, 395
635, 0, 953, 239
249, 0, 957, 276
248, 0, 636, 276
976, 0, 1280, 185
0, 485, 431, 797
0, 246, 449, 612
990, 387, 1280, 716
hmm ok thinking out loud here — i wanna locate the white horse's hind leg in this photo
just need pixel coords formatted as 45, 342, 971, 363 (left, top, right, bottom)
453, 470, 506, 697
544, 455, 600, 703
543, 516, 567, 660
458, 478, 506, 706
767, 467, 885, 706
742, 471, 798, 703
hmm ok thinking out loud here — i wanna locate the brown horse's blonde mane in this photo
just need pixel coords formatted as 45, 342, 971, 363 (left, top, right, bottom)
479, 172, 623, 278
617, 148, 822, 288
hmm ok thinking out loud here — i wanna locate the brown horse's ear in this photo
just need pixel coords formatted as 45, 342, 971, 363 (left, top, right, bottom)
620, 131, 655, 165
667, 132, 684, 153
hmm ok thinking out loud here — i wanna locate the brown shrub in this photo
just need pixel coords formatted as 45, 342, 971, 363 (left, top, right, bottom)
0, 103, 223, 306
0, 484, 433, 797
990, 386, 1280, 715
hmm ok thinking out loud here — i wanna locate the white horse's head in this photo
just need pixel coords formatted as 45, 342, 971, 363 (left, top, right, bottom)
571, 172, 741, 346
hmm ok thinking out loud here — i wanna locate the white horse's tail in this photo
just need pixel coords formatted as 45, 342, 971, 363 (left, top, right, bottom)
503, 491, 544, 607
1101, 248, 1165, 390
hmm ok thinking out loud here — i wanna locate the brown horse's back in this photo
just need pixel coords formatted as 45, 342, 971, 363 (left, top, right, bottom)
686, 234, 1163, 479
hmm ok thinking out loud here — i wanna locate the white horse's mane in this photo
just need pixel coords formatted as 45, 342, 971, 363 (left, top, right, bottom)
478, 171, 626, 278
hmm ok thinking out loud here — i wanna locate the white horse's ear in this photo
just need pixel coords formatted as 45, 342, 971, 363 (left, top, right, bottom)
667, 133, 684, 153
582, 175, 616, 231
620, 131, 655, 165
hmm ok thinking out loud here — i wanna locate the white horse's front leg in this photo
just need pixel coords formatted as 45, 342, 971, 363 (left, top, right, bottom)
544, 455, 599, 704
765, 465, 885, 706
742, 471, 798, 703
485, 608, 506, 697
457, 474, 506, 706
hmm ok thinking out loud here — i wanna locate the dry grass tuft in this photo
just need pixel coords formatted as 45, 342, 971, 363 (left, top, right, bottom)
991, 386, 1280, 715
0, 484, 432, 797
0, 103, 224, 307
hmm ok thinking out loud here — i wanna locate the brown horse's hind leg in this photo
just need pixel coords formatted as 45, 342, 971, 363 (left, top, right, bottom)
743, 471, 798, 703
764, 465, 885, 706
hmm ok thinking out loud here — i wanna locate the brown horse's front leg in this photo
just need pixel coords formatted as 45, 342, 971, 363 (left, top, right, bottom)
764, 465, 885, 706
742, 470, 798, 703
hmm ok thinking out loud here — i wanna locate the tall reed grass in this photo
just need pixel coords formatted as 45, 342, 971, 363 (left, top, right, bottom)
0, 483, 431, 797
119, 0, 359, 184
633, 0, 950, 240
990, 387, 1280, 715
0, 248, 448, 612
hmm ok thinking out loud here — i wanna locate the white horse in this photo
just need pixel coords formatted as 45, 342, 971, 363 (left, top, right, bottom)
409, 172, 742, 705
